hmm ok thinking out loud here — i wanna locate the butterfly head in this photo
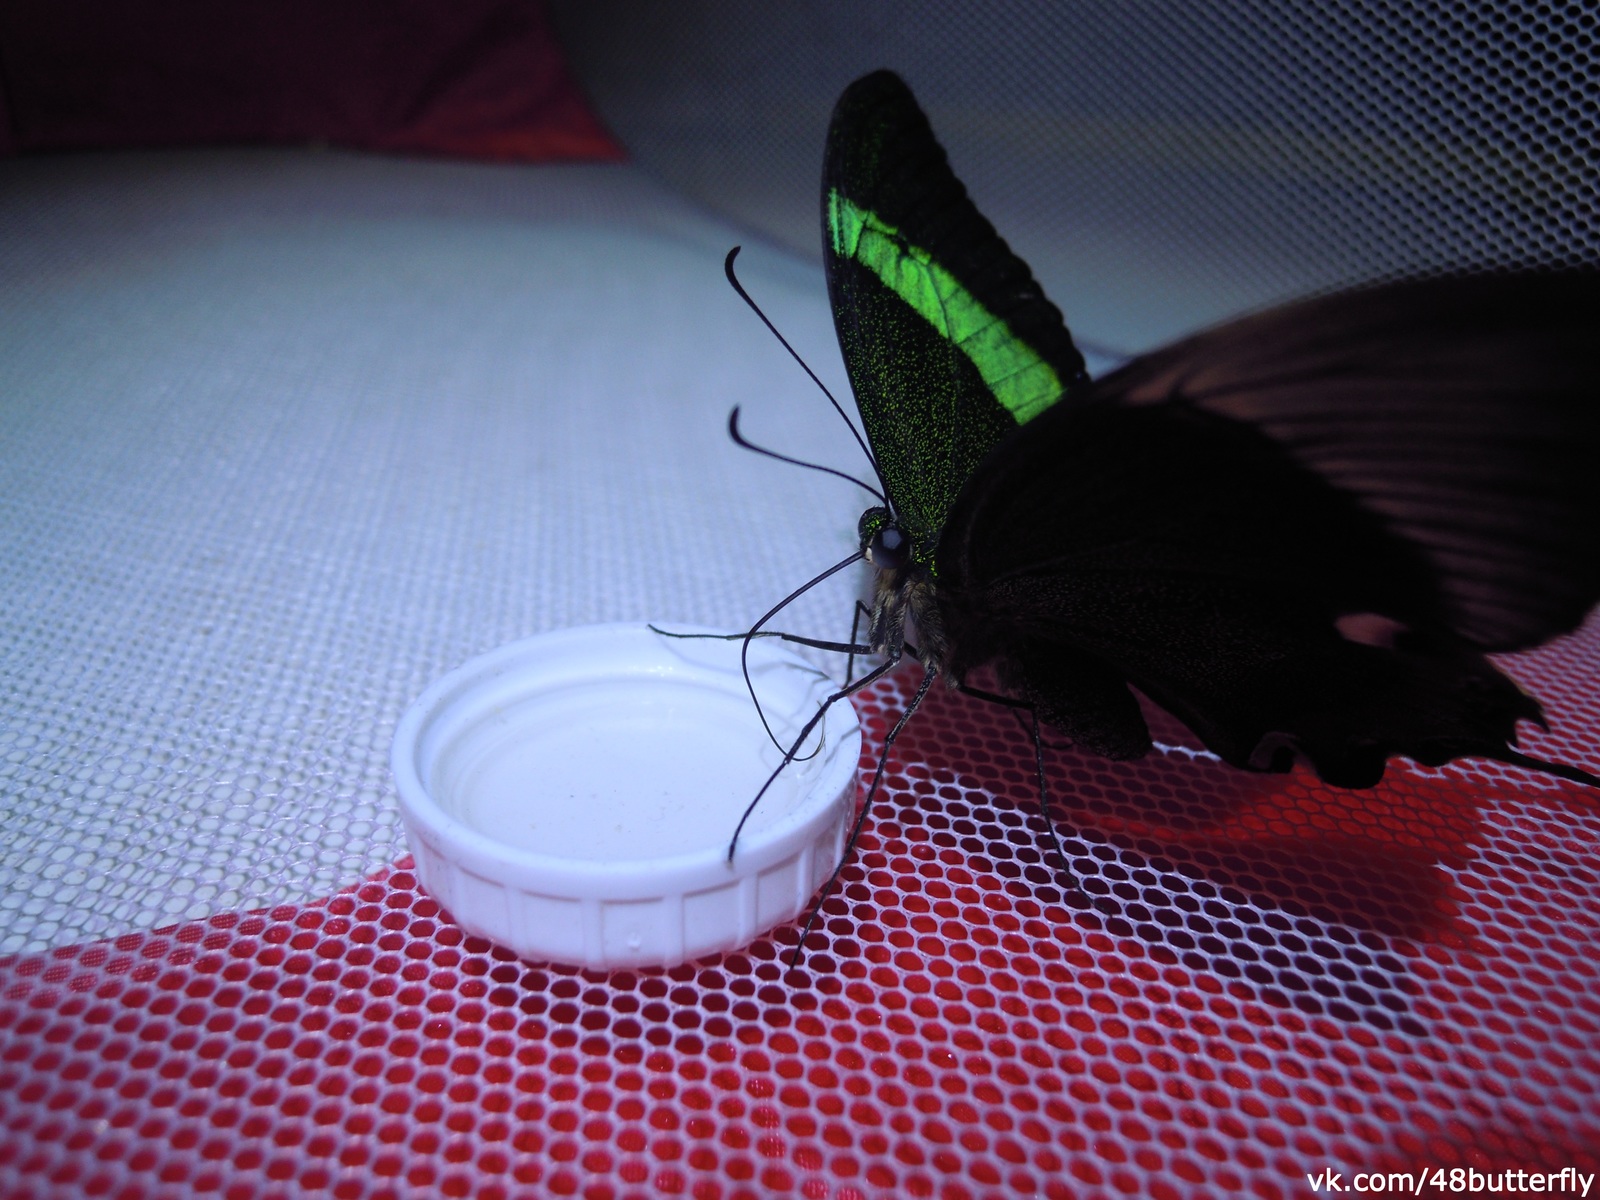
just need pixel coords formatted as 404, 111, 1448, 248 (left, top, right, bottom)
858, 506, 913, 571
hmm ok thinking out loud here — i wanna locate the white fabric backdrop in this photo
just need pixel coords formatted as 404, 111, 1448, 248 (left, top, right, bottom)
549, 0, 1600, 353
0, 149, 912, 955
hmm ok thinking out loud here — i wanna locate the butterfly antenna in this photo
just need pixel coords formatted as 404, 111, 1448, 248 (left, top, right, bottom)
728, 408, 887, 505
723, 246, 887, 494
741, 549, 867, 755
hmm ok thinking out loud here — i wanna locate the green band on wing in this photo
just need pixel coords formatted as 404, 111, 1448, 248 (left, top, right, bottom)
828, 189, 1063, 424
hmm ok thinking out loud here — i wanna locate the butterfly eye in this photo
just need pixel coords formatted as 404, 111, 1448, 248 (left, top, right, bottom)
868, 523, 910, 571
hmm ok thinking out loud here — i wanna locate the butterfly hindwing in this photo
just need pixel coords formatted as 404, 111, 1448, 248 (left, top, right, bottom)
823, 70, 1089, 562
1094, 272, 1600, 651
935, 277, 1600, 784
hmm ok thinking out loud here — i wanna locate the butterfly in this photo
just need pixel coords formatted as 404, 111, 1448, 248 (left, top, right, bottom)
721, 66, 1600, 852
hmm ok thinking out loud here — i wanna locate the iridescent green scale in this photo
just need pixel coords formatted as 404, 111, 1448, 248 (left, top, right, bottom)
821, 72, 1088, 570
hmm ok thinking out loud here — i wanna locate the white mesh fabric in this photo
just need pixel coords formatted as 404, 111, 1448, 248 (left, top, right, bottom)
548, 0, 1600, 352
0, 149, 865, 954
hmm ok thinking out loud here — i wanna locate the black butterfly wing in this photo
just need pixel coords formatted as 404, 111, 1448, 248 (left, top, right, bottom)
1098, 272, 1600, 651
822, 70, 1089, 560
936, 272, 1600, 785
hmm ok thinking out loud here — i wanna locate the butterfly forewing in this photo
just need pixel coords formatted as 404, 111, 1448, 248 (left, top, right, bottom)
822, 70, 1089, 563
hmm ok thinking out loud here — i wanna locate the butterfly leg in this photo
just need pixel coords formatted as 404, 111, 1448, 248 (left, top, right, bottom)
946, 679, 1080, 895
1495, 747, 1600, 791
1027, 708, 1080, 895
845, 599, 875, 686
788, 662, 938, 972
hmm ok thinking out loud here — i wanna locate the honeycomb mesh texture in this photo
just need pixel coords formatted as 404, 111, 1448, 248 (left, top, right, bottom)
2, 626, 1598, 1199
549, 0, 1600, 350
4, 7, 1600, 1194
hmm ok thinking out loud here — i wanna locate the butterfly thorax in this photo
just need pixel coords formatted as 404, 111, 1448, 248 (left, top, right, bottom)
859, 505, 951, 670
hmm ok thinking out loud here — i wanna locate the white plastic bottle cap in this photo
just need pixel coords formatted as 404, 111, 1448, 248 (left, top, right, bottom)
390, 623, 861, 969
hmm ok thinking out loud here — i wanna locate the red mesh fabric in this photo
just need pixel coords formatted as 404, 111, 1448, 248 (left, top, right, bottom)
2, 623, 1597, 1199
0, 0, 623, 162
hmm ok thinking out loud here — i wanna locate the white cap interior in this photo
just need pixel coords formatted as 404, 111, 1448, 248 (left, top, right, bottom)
391, 623, 861, 969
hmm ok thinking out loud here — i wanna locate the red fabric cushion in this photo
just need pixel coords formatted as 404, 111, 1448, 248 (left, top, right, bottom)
0, 0, 623, 161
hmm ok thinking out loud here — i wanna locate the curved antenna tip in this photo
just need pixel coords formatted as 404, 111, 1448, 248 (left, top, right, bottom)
721, 241, 887, 497
726, 407, 887, 505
